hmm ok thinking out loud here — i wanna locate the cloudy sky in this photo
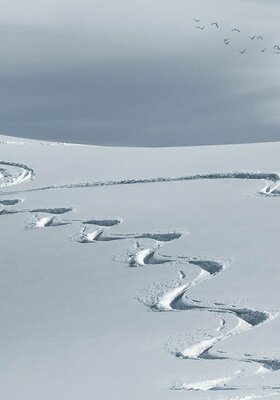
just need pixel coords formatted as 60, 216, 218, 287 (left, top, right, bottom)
1, 0, 280, 146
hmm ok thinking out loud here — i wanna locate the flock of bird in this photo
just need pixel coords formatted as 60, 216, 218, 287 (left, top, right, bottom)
193, 18, 280, 55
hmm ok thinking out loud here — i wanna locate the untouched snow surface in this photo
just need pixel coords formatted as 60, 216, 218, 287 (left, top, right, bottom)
1, 135, 280, 399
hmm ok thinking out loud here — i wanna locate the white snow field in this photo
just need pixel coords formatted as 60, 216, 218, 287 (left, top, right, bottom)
1, 134, 280, 400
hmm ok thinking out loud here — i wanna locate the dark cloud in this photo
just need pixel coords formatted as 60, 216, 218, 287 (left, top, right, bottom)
0, 0, 280, 146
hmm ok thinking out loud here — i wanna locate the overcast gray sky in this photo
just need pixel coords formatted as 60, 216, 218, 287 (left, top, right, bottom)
0, 0, 280, 146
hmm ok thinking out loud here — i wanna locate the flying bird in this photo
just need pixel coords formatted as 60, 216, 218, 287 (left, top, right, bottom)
239, 49, 247, 55
273, 45, 280, 51
231, 28, 240, 32
224, 38, 230, 45
193, 18, 200, 22
196, 26, 206, 30
249, 35, 256, 40
211, 22, 219, 29
261, 48, 267, 52
257, 36, 263, 40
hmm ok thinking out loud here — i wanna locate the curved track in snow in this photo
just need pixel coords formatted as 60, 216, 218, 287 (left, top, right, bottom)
1, 170, 280, 196
74, 217, 280, 396
0, 161, 34, 188
128, 239, 280, 396
1, 159, 280, 398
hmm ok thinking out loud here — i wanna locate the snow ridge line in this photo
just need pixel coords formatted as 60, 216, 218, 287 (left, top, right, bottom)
1, 170, 280, 196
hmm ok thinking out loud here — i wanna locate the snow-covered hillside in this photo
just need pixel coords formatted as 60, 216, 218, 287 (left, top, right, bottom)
1, 135, 280, 399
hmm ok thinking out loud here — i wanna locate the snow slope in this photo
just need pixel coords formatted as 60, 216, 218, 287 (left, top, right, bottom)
1, 134, 280, 399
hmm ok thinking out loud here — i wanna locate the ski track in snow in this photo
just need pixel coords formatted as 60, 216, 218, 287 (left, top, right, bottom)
0, 161, 34, 188
126, 238, 280, 397
77, 228, 183, 244
1, 167, 280, 196
0, 198, 21, 206
1, 159, 280, 398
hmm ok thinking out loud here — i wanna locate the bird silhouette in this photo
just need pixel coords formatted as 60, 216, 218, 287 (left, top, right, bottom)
190, 19, 280, 57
